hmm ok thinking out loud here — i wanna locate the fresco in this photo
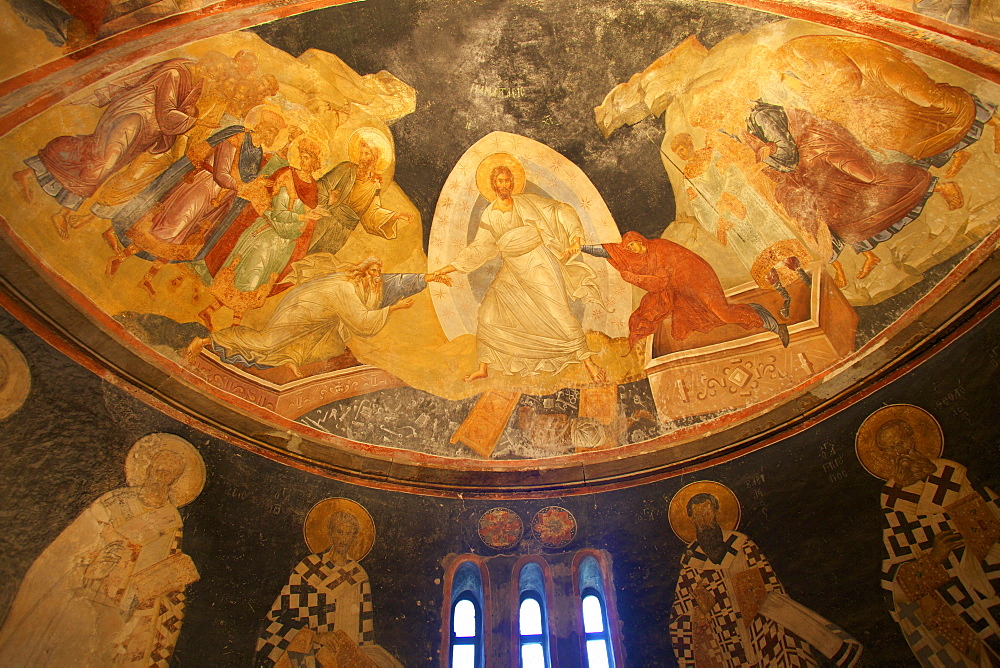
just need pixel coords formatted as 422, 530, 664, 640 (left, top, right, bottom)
871, 0, 1000, 35
0, 433, 205, 665
0, 301, 999, 666
0, 333, 30, 419
256, 497, 402, 667
857, 404, 1000, 665
667, 480, 865, 666
0, 0, 223, 83
1, 3, 999, 463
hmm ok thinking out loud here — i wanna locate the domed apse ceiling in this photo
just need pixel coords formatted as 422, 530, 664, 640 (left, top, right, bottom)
0, 0, 999, 490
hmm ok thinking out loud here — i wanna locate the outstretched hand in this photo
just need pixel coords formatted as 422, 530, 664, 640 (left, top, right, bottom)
561, 239, 582, 261
390, 297, 414, 312
425, 272, 452, 286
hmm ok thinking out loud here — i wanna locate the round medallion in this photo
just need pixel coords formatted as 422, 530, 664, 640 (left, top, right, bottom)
531, 506, 577, 549
0, 335, 30, 421
478, 507, 523, 549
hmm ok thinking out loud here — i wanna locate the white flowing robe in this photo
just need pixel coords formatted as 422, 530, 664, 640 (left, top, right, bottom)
0, 487, 196, 667
210, 274, 389, 368
450, 193, 602, 375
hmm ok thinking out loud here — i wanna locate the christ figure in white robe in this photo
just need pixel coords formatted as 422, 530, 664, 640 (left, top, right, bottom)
432, 164, 606, 383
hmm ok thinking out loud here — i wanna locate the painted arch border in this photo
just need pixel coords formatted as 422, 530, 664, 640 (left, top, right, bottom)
1, 0, 999, 496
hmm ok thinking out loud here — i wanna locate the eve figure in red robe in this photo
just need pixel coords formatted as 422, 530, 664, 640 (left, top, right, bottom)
580, 231, 788, 350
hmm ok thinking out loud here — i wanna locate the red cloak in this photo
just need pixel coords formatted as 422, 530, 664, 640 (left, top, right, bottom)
603, 232, 763, 347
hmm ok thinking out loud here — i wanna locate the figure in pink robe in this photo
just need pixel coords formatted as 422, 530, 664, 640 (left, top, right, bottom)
17, 58, 201, 237
745, 101, 937, 285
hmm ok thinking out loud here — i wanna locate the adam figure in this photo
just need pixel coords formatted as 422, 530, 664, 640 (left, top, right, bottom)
432, 164, 606, 382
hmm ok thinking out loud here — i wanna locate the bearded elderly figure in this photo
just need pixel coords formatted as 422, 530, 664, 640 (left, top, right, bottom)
0, 436, 204, 667
872, 417, 1000, 666
669, 490, 862, 667
204, 256, 449, 376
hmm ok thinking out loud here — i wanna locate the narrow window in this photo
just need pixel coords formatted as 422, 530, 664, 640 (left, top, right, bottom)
451, 595, 480, 668
581, 592, 613, 668
448, 560, 485, 668
517, 562, 550, 668
578, 554, 617, 668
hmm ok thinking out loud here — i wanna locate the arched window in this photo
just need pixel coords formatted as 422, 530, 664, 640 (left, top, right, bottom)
576, 553, 619, 668
581, 591, 613, 668
517, 561, 551, 668
451, 595, 481, 668
446, 559, 487, 668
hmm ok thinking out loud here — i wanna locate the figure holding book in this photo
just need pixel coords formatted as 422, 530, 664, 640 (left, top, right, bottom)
0, 434, 205, 666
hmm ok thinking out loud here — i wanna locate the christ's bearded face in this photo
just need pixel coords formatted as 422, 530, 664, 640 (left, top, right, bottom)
493, 171, 514, 200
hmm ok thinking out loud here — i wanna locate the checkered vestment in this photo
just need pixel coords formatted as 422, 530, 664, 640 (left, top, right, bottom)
256, 554, 374, 666
881, 459, 1000, 665
669, 531, 820, 667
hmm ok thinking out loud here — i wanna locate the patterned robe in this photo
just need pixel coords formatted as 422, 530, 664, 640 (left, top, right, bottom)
881, 459, 1000, 665
669, 530, 861, 667
256, 554, 375, 667
0, 487, 197, 667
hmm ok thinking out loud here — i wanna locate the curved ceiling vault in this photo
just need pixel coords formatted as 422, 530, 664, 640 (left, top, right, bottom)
1, 0, 999, 495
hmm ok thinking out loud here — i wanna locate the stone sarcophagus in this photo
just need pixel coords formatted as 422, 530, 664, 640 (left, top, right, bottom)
645, 265, 858, 424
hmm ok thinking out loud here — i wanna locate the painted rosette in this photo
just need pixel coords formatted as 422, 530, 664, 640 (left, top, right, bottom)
531, 506, 577, 549
478, 507, 524, 549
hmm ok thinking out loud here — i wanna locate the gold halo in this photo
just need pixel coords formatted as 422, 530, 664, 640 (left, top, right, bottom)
0, 335, 30, 421
348, 127, 393, 174
475, 152, 526, 200
856, 404, 943, 480
124, 433, 206, 507
288, 134, 330, 178
244, 104, 286, 132
668, 481, 741, 544
303, 497, 376, 560
244, 104, 289, 152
